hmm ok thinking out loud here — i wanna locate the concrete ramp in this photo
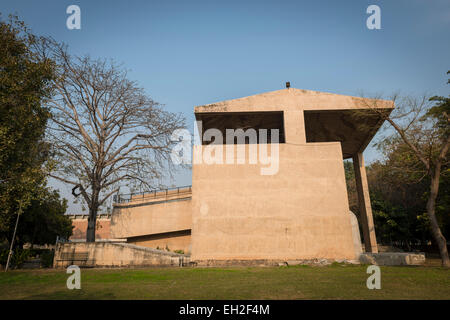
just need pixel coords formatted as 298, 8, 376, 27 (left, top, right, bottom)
111, 187, 192, 254
54, 242, 190, 268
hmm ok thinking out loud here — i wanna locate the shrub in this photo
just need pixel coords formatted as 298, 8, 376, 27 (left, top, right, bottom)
40, 250, 54, 268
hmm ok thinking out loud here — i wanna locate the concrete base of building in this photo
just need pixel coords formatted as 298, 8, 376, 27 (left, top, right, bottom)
359, 252, 426, 266
191, 258, 361, 267
54, 243, 425, 268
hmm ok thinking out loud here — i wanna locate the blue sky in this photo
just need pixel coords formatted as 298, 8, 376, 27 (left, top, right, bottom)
1, 0, 449, 213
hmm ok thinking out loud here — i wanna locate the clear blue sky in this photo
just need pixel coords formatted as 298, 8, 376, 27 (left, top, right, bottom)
1, 0, 449, 213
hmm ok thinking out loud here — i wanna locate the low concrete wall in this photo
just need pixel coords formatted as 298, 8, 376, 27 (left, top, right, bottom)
53, 242, 189, 268
359, 252, 426, 266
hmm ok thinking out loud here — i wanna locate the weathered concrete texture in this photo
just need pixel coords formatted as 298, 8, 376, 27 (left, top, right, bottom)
349, 211, 363, 258
192, 143, 358, 261
53, 242, 189, 268
359, 252, 426, 266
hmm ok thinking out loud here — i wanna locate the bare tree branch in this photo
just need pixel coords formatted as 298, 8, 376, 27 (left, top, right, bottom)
40, 41, 186, 242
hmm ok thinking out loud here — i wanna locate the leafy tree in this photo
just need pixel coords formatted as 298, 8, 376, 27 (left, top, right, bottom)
17, 189, 72, 246
368, 158, 432, 249
0, 16, 71, 272
0, 15, 55, 243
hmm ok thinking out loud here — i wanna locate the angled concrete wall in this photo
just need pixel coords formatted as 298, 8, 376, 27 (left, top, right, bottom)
126, 230, 191, 254
111, 198, 192, 238
110, 193, 192, 253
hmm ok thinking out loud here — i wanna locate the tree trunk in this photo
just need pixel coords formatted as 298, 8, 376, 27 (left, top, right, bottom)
426, 173, 450, 267
86, 208, 97, 243
86, 184, 101, 243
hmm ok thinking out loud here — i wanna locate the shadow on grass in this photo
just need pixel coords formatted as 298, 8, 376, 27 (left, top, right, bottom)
24, 289, 117, 300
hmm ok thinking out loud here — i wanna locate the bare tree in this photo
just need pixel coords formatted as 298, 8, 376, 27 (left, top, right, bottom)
357, 85, 449, 267
44, 43, 185, 242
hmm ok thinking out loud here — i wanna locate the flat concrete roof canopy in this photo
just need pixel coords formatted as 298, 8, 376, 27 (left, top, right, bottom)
304, 109, 392, 159
194, 88, 394, 157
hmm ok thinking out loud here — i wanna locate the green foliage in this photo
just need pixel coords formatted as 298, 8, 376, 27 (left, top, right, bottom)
370, 190, 414, 244
427, 71, 450, 136
173, 249, 184, 254
0, 14, 56, 242
17, 189, 72, 246
0, 247, 30, 268
0, 249, 7, 266
369, 145, 448, 246
343, 160, 358, 213
0, 15, 69, 254
40, 250, 54, 268
344, 148, 449, 247
0, 248, 55, 269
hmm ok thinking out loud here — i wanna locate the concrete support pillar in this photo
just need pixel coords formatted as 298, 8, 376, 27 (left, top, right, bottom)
283, 110, 306, 144
352, 152, 378, 253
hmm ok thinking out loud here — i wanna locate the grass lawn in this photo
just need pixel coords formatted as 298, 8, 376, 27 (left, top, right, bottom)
0, 263, 449, 300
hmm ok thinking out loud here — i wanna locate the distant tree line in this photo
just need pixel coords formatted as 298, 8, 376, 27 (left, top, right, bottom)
346, 152, 449, 250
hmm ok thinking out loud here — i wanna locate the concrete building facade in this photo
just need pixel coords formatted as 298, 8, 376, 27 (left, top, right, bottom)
110, 88, 393, 264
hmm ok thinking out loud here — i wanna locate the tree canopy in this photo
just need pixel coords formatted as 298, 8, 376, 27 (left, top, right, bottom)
0, 15, 70, 246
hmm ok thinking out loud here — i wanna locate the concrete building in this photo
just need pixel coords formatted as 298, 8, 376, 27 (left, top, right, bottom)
110, 87, 394, 264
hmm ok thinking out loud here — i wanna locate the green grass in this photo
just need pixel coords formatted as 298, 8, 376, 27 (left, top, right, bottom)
0, 263, 449, 300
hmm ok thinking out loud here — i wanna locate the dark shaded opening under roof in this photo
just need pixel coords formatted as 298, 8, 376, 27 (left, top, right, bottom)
195, 111, 285, 144
304, 109, 390, 159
